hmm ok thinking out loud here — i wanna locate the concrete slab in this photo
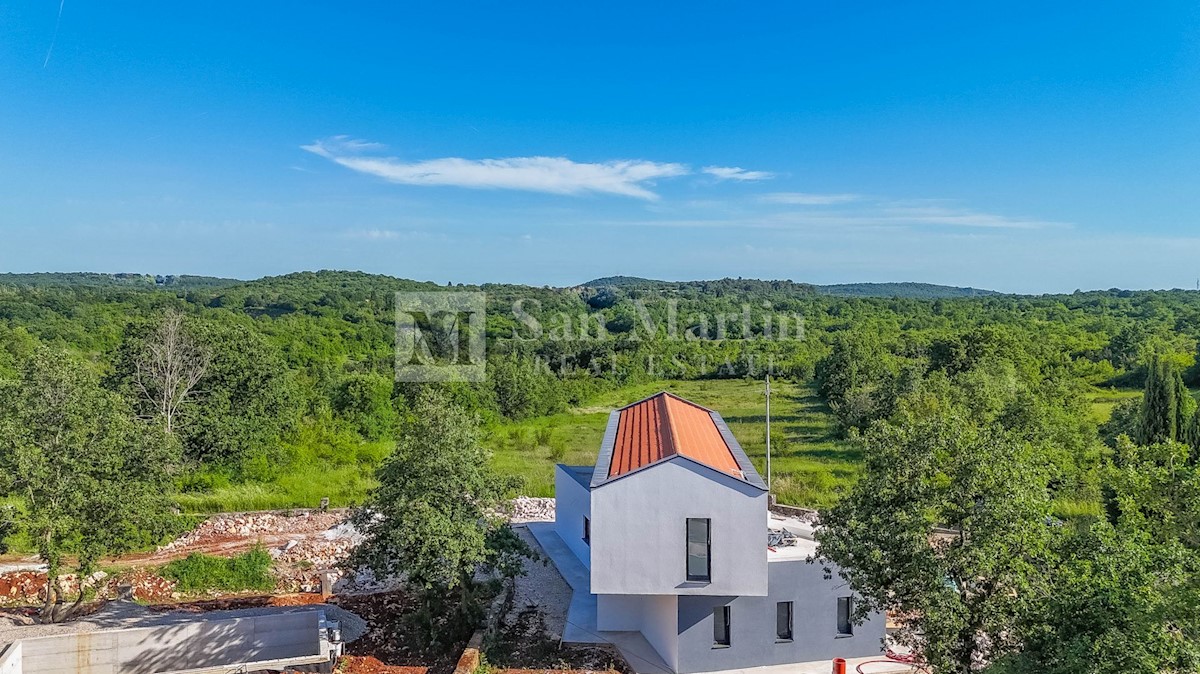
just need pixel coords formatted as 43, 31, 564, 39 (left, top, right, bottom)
527, 523, 673, 674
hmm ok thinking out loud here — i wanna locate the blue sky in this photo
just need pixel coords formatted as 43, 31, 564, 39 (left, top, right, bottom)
2, 1, 1198, 292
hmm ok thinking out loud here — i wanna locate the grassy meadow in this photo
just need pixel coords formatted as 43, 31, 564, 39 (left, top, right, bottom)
175, 378, 858, 513
486, 378, 860, 508
182, 380, 1190, 514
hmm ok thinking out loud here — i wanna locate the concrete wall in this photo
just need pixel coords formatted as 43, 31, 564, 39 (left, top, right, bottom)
590, 458, 768, 597
0, 642, 21, 674
13, 610, 327, 674
673, 560, 887, 674
554, 465, 592, 568
596, 595, 679, 673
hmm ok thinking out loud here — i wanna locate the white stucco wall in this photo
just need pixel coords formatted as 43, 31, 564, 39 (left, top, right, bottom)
554, 465, 592, 568
590, 458, 768, 596
597, 594, 679, 672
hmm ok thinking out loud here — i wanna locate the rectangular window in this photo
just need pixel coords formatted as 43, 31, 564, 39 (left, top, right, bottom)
686, 518, 711, 582
583, 517, 590, 545
776, 601, 793, 641
837, 597, 854, 637
713, 606, 730, 647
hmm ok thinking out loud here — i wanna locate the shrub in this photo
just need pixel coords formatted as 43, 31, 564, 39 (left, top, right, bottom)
160, 546, 275, 592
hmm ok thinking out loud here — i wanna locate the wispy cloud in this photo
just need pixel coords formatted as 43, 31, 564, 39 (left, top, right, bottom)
761, 192, 863, 205
702, 166, 775, 181
303, 136, 688, 200
877, 205, 1062, 230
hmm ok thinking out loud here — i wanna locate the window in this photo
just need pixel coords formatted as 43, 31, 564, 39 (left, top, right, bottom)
775, 601, 793, 641
583, 517, 590, 545
836, 597, 854, 637
686, 518, 711, 581
713, 606, 730, 647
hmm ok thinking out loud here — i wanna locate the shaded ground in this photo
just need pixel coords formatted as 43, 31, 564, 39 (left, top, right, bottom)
487, 606, 629, 674
332, 590, 475, 674
484, 526, 627, 674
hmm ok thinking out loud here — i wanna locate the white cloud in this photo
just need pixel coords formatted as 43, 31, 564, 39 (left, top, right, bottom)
303, 136, 688, 200
877, 205, 1063, 230
702, 166, 775, 181
760, 192, 863, 205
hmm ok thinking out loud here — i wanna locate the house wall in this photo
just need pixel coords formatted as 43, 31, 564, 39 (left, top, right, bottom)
553, 465, 592, 568
0, 642, 21, 674
589, 458, 768, 597
597, 595, 679, 672
673, 559, 887, 674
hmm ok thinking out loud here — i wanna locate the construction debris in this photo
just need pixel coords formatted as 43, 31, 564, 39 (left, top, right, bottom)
507, 497, 555, 523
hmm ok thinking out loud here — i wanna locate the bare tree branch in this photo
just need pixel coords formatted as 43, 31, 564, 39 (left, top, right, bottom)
132, 312, 209, 434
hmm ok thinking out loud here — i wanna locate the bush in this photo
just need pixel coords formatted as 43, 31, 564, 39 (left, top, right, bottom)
160, 546, 275, 592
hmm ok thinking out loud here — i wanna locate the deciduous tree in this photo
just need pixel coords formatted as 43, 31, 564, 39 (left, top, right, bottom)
817, 412, 1054, 674
0, 347, 178, 622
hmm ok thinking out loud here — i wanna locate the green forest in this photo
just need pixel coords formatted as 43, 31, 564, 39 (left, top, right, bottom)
1, 270, 1198, 516
2, 270, 1200, 667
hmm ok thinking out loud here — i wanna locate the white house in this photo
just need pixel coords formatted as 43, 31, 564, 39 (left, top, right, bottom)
547, 392, 888, 674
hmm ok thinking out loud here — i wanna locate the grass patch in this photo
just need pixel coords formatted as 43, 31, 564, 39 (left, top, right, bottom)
175, 440, 390, 513
487, 379, 859, 508
1087, 387, 1143, 424
160, 546, 275, 593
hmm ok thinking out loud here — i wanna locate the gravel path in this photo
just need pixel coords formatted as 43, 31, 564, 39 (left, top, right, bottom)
508, 524, 572, 639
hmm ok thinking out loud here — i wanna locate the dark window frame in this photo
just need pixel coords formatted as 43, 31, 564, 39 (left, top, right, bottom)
713, 605, 731, 647
582, 517, 590, 545
836, 596, 854, 637
775, 601, 793, 642
686, 518, 712, 582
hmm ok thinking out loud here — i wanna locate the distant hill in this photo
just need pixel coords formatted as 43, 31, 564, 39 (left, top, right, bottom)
581, 276, 998, 299
579, 276, 669, 288
816, 282, 1001, 299
0, 272, 239, 289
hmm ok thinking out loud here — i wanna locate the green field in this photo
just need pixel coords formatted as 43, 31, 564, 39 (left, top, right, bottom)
174, 380, 1186, 514
1087, 387, 1143, 424
1087, 386, 1200, 424
486, 379, 859, 508
178, 379, 857, 513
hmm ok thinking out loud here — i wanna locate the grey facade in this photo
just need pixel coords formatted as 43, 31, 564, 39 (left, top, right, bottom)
674, 561, 888, 673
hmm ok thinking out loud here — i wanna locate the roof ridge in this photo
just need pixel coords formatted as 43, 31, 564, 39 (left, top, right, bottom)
659, 394, 681, 457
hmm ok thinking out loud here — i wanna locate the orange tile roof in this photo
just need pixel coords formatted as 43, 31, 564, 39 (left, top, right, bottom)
608, 392, 744, 479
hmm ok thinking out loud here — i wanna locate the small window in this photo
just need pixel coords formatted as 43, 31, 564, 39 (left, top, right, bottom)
583, 517, 590, 545
775, 601, 793, 641
713, 606, 731, 647
836, 597, 854, 637
686, 518, 711, 582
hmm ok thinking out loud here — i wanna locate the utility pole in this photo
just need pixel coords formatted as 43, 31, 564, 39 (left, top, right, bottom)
765, 375, 772, 491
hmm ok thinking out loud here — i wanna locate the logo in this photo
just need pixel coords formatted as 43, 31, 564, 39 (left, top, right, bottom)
394, 292, 487, 382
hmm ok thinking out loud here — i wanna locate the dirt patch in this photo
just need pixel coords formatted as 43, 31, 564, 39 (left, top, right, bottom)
331, 590, 477, 674
486, 607, 629, 674
337, 655, 430, 674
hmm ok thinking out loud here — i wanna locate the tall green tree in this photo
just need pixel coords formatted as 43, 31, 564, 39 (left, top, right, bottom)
348, 388, 530, 651
817, 412, 1054, 674
999, 440, 1200, 674
1138, 356, 1195, 446
333, 372, 398, 441
0, 347, 179, 622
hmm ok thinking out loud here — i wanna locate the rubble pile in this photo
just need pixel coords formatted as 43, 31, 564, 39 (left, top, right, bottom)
156, 510, 345, 555
0, 572, 47, 604
0, 569, 176, 605
508, 497, 555, 522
